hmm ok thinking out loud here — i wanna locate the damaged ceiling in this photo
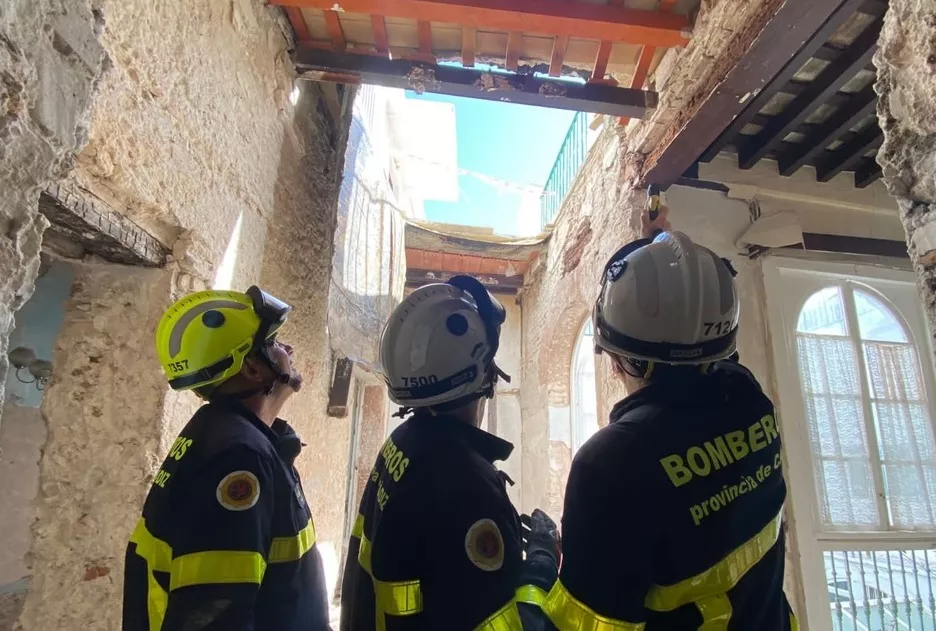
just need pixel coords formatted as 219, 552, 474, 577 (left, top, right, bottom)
274, 0, 699, 116
700, 0, 887, 188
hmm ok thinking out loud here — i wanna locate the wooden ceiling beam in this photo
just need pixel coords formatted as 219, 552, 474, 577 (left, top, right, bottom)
285, 7, 313, 42
616, 0, 675, 125
738, 14, 881, 169
323, 10, 347, 50
700, 0, 867, 163
641, 0, 852, 188
777, 86, 876, 176
591, 41, 613, 82
506, 31, 522, 71
549, 35, 568, 77
815, 120, 882, 181
462, 26, 476, 67
273, 0, 691, 47
295, 47, 658, 117
855, 157, 882, 188
371, 15, 389, 55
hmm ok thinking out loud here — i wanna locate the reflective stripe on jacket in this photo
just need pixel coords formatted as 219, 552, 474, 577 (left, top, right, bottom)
339, 412, 554, 631
547, 360, 798, 631
121, 400, 330, 631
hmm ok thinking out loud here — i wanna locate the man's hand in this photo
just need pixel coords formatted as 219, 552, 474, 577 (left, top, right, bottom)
521, 509, 561, 563
641, 204, 671, 239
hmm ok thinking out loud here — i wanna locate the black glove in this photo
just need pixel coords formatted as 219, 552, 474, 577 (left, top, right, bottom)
520, 509, 561, 565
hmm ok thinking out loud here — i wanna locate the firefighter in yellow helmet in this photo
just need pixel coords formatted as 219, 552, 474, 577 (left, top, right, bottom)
122, 287, 331, 631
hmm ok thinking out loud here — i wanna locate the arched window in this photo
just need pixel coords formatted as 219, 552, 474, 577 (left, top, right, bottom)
571, 319, 599, 453
796, 284, 936, 531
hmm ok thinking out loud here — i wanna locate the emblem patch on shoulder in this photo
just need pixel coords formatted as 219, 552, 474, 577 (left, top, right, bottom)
464, 518, 504, 572
216, 470, 260, 511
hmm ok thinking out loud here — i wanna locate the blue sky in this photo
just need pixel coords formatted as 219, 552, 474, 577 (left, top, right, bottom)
405, 91, 575, 235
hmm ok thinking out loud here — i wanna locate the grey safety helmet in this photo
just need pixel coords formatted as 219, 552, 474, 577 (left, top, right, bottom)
379, 275, 510, 413
593, 231, 739, 371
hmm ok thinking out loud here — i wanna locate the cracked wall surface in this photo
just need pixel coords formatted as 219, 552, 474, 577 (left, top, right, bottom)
0, 0, 104, 416
18, 263, 173, 631
875, 0, 936, 340
2, 0, 357, 626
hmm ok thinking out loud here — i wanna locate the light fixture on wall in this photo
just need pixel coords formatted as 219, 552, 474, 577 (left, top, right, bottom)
8, 346, 54, 391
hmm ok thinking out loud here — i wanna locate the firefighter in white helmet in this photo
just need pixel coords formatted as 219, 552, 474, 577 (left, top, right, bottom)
543, 207, 798, 631
339, 275, 559, 630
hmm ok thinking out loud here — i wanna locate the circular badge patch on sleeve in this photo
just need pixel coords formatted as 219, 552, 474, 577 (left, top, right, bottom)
216, 470, 260, 511
464, 518, 505, 572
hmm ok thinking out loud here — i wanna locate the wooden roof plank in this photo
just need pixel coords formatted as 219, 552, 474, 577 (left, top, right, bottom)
815, 120, 882, 181
285, 7, 313, 42
371, 15, 389, 53
506, 31, 522, 71
700, 0, 868, 163
272, 0, 691, 48
641, 0, 852, 188
462, 25, 476, 67
737, 14, 882, 170
548, 35, 568, 77
855, 157, 882, 188
324, 10, 347, 50
591, 40, 613, 81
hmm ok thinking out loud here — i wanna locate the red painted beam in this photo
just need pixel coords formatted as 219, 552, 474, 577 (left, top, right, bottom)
591, 41, 613, 82
549, 35, 568, 77
371, 15, 389, 54
462, 26, 476, 67
272, 0, 691, 47
285, 7, 313, 42
324, 10, 346, 50
506, 31, 522, 70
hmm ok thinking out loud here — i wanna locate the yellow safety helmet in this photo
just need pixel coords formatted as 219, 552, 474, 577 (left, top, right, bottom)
156, 286, 292, 391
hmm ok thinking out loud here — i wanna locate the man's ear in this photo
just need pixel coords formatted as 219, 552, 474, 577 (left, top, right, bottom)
608, 354, 624, 377
241, 355, 266, 383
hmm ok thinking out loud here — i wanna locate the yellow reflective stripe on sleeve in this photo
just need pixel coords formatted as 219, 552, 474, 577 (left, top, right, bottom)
352, 513, 365, 538
268, 518, 316, 563
644, 513, 782, 612
358, 529, 374, 574
472, 598, 524, 631
129, 519, 173, 631
695, 594, 732, 631
375, 578, 423, 616
790, 612, 800, 631
169, 550, 267, 591
354, 515, 424, 619
130, 518, 172, 573
544, 579, 645, 631
515, 584, 548, 607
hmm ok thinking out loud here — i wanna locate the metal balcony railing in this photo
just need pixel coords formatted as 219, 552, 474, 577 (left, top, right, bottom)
540, 111, 592, 230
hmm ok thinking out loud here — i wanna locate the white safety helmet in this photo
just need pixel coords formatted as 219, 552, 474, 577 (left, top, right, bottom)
379, 275, 510, 410
593, 231, 739, 366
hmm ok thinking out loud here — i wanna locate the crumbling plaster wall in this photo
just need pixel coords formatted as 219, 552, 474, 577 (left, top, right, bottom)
19, 262, 174, 631
11, 0, 356, 626
0, 0, 105, 415
874, 0, 936, 342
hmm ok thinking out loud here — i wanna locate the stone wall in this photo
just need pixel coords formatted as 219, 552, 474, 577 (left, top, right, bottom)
874, 0, 936, 339
19, 262, 174, 631
0, 0, 104, 416
3, 0, 357, 626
